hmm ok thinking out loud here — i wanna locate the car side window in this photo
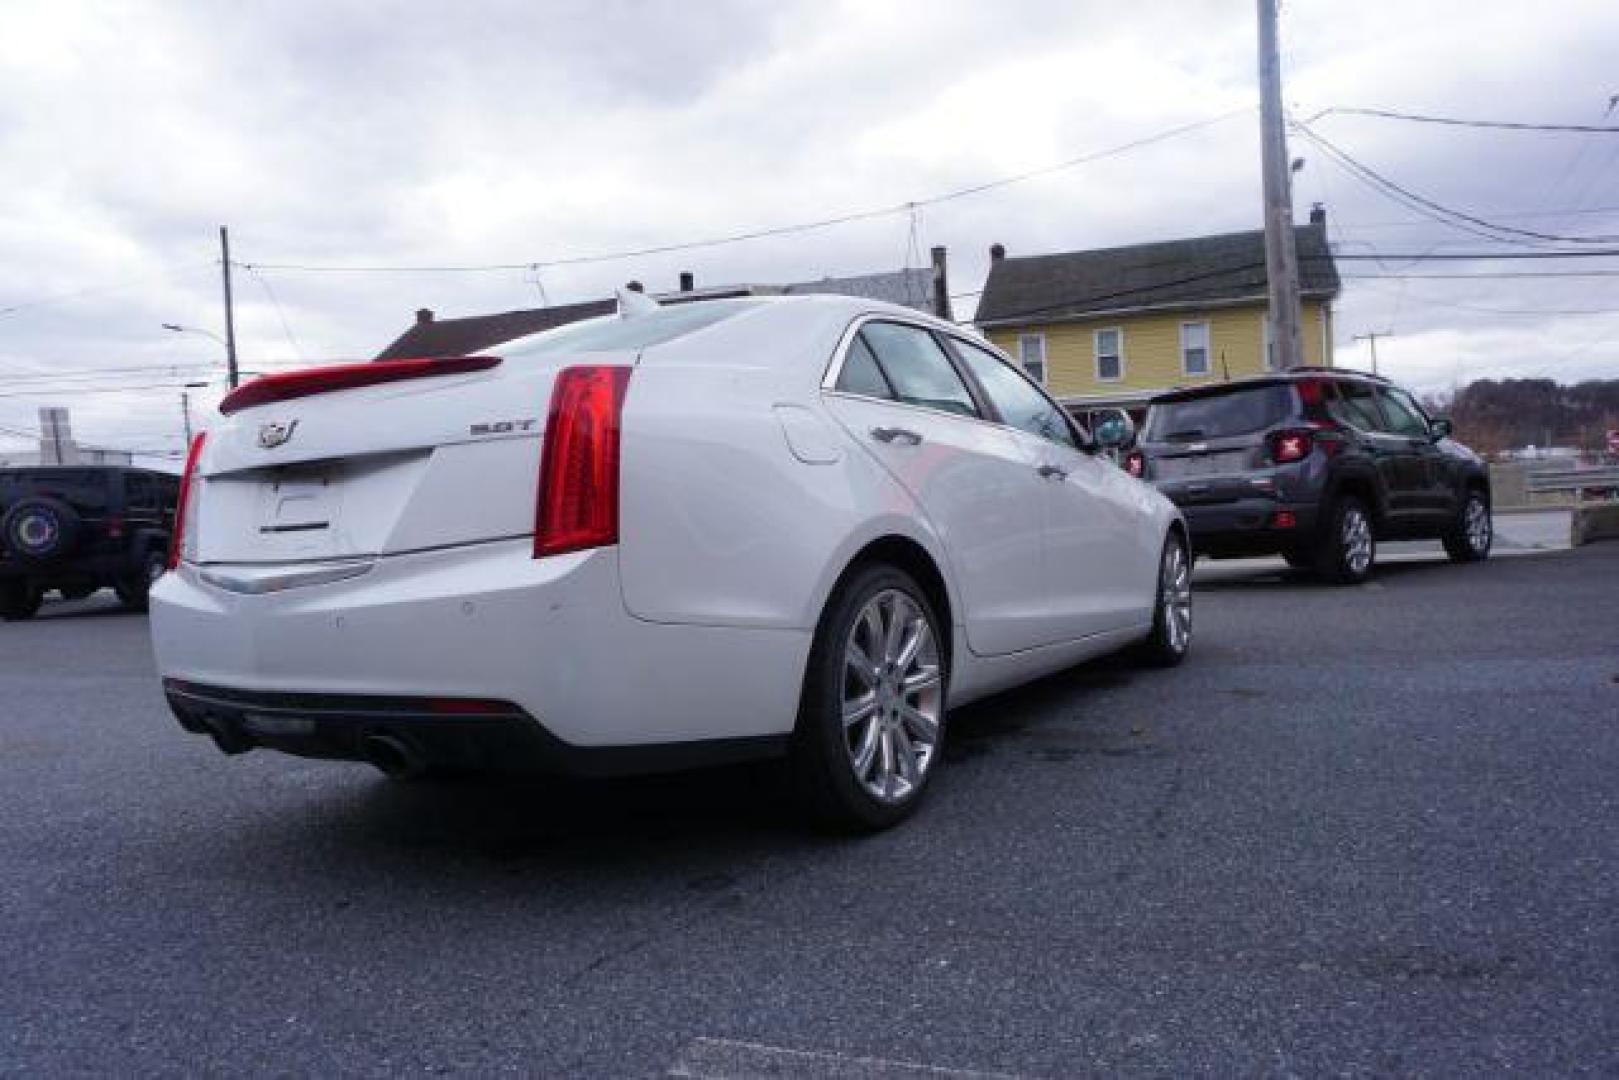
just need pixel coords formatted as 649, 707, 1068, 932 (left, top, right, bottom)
1376, 387, 1430, 438
125, 473, 157, 513
947, 337, 1077, 449
1328, 380, 1383, 432
834, 334, 894, 400
857, 322, 979, 419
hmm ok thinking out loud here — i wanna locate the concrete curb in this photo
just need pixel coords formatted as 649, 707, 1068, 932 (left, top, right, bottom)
1572, 504, 1619, 546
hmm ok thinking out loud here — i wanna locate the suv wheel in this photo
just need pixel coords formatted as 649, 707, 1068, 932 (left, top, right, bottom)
790, 564, 946, 832
1442, 490, 1492, 563
0, 581, 43, 621
1318, 496, 1375, 585
115, 549, 167, 612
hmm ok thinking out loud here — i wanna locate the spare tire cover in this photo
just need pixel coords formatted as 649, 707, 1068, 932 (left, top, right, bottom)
2, 497, 80, 562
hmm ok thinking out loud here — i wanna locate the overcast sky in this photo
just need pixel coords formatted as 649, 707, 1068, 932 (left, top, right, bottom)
3, 0, 1617, 461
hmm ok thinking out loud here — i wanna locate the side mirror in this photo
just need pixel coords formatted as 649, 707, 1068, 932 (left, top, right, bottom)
1430, 417, 1453, 441
1092, 409, 1136, 453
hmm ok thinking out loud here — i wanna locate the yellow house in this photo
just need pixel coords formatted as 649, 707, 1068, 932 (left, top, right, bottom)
976, 210, 1341, 426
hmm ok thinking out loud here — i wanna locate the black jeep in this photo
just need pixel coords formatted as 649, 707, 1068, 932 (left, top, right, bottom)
1127, 370, 1492, 584
0, 466, 180, 620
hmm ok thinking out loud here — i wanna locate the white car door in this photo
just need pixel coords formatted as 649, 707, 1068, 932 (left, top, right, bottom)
945, 335, 1159, 641
821, 320, 1049, 657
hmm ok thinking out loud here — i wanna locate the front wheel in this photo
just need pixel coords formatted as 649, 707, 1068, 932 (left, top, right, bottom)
0, 582, 43, 621
1139, 533, 1192, 666
1317, 497, 1375, 585
1442, 490, 1492, 563
790, 564, 947, 832
115, 549, 167, 612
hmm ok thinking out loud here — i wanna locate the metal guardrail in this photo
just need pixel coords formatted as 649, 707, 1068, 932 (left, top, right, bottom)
1525, 466, 1619, 497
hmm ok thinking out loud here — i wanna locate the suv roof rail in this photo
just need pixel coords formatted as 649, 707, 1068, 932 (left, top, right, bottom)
1288, 365, 1389, 383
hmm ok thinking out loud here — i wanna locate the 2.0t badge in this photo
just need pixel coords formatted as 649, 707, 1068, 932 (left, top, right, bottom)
258, 420, 299, 449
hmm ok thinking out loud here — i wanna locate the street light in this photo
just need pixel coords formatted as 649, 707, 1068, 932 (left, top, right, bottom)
162, 323, 237, 388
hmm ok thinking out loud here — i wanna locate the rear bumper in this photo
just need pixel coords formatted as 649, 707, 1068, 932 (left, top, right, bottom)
150, 538, 811, 758
162, 680, 784, 777
1173, 498, 1320, 558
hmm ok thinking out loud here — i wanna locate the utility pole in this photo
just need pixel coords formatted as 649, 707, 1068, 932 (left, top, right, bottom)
180, 391, 194, 445
220, 226, 240, 389
1257, 0, 1305, 370
1351, 330, 1393, 376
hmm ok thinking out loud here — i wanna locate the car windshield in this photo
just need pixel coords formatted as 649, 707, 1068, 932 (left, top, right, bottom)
1144, 384, 1294, 441
507, 300, 764, 358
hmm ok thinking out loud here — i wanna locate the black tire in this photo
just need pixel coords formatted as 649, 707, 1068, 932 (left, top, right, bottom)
1281, 549, 1314, 571
789, 564, 947, 832
1, 497, 80, 563
1316, 496, 1376, 585
0, 582, 43, 621
115, 549, 167, 612
1442, 489, 1492, 563
1139, 532, 1192, 667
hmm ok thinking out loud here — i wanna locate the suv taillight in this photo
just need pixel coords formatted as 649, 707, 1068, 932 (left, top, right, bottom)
534, 366, 632, 558
168, 432, 207, 569
1124, 450, 1146, 478
1268, 429, 1313, 465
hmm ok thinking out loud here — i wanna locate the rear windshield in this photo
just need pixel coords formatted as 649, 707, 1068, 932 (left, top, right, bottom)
507, 300, 763, 358
1144, 384, 1295, 442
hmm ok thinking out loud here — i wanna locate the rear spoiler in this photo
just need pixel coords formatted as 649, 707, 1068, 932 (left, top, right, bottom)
219, 356, 502, 415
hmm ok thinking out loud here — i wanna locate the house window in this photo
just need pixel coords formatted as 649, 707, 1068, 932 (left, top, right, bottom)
1017, 334, 1046, 384
1094, 328, 1123, 381
1181, 321, 1210, 376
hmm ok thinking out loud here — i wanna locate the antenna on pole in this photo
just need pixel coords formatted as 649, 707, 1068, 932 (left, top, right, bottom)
1351, 330, 1393, 376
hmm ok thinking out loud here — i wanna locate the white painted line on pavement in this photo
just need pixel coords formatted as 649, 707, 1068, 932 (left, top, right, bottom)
668, 1036, 1021, 1079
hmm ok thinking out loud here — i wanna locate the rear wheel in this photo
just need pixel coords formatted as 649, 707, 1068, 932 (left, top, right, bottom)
1317, 496, 1375, 585
0, 582, 43, 621
1443, 490, 1492, 563
1139, 532, 1192, 666
115, 549, 167, 612
790, 564, 946, 832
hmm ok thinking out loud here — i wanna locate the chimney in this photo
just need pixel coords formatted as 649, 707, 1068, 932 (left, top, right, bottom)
930, 245, 952, 321
679, 271, 695, 292
1309, 202, 1326, 227
626, 280, 644, 293
415, 308, 434, 325
990, 243, 1006, 262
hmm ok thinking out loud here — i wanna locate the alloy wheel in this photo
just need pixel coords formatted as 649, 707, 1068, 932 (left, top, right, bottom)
1465, 496, 1491, 554
841, 588, 943, 803
1342, 507, 1373, 575
1160, 541, 1192, 654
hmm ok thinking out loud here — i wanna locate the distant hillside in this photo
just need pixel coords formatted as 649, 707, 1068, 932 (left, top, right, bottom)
1425, 379, 1619, 458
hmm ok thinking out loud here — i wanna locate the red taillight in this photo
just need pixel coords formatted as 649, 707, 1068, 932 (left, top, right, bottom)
1295, 379, 1325, 407
218, 356, 501, 415
1269, 430, 1313, 464
168, 432, 207, 569
534, 366, 632, 558
1124, 450, 1146, 478
1271, 510, 1298, 529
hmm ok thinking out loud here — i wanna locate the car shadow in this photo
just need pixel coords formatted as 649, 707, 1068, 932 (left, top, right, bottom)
1191, 557, 1457, 592
217, 651, 1158, 877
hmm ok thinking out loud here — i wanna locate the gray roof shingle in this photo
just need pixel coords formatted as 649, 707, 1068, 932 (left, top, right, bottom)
975, 222, 1339, 327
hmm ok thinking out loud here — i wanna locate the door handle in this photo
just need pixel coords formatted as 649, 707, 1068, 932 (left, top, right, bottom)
1037, 464, 1068, 480
871, 426, 922, 446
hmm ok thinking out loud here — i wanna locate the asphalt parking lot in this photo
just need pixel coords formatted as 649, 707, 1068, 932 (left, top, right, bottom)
3, 544, 1616, 1076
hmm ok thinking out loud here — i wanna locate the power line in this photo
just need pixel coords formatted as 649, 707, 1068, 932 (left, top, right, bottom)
1303, 105, 1619, 134
0, 259, 216, 319
1294, 123, 1619, 245
1343, 270, 1619, 280
0, 362, 219, 387
240, 107, 1255, 275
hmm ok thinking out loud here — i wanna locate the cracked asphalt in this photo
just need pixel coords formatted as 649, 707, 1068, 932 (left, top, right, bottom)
2, 545, 1616, 1076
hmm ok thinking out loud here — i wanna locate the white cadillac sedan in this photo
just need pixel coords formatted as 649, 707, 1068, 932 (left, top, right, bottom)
152, 293, 1190, 829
